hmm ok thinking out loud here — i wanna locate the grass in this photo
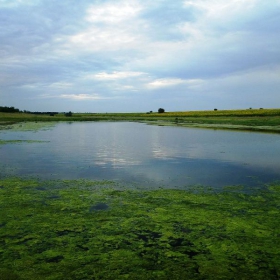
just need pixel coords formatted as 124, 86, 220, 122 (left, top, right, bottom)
1, 108, 280, 133
0, 177, 279, 279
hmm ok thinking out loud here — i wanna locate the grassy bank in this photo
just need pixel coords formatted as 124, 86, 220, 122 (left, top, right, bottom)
0, 177, 279, 279
1, 108, 280, 133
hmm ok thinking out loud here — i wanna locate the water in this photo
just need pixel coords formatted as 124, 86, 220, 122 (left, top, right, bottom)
1, 122, 280, 189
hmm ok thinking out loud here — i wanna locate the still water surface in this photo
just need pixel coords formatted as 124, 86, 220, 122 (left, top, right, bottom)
1, 122, 280, 189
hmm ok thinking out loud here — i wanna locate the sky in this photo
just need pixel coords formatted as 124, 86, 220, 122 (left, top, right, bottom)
1, 0, 280, 113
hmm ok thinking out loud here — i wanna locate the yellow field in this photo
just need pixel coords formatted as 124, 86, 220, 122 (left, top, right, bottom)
142, 108, 280, 117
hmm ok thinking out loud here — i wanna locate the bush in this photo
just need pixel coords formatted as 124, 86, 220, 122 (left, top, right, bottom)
158, 108, 165, 113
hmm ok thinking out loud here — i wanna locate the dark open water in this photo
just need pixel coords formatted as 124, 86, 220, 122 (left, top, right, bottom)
1, 122, 280, 189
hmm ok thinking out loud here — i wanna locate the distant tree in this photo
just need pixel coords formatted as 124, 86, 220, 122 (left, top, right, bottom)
0, 106, 20, 113
158, 108, 165, 113
65, 111, 73, 117
214, 108, 218, 111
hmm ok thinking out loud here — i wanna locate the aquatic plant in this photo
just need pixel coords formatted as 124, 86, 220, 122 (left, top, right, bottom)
0, 122, 55, 132
0, 140, 48, 145
0, 177, 279, 279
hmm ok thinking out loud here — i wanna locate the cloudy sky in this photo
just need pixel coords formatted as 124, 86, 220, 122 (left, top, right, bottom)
1, 0, 280, 112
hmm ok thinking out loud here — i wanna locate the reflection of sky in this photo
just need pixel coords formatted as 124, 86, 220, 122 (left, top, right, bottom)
1, 122, 280, 187
149, 126, 280, 172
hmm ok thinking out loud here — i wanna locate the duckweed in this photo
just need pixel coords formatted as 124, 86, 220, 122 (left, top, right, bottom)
0, 177, 279, 279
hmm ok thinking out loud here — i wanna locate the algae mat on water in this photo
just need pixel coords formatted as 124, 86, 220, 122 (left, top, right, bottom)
0, 178, 279, 280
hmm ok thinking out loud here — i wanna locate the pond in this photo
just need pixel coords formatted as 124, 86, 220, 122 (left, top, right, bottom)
1, 121, 280, 189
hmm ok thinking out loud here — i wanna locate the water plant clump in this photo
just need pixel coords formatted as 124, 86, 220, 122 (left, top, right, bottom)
0, 139, 48, 145
0, 177, 279, 279
0, 122, 56, 132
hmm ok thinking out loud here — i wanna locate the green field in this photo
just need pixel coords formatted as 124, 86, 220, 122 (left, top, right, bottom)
1, 108, 280, 133
0, 177, 279, 280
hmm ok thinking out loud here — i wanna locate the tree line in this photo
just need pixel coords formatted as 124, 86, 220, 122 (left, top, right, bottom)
0, 106, 20, 113
0, 106, 67, 116
1, 105, 166, 115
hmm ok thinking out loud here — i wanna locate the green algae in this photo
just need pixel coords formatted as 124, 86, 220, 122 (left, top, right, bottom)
0, 140, 48, 145
0, 122, 54, 145
0, 177, 279, 279
0, 122, 56, 132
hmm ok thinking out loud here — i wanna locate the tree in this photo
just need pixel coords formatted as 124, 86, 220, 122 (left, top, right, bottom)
158, 108, 165, 113
65, 111, 73, 117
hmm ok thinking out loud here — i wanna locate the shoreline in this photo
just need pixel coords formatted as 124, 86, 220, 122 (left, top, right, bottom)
143, 120, 280, 133
1, 108, 280, 133
2, 119, 280, 134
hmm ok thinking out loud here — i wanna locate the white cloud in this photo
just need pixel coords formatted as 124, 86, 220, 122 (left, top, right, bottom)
184, 0, 257, 19
64, 0, 146, 53
90, 71, 145, 80
183, 0, 280, 37
68, 26, 139, 52
49, 82, 73, 89
60, 94, 110, 101
147, 78, 204, 88
147, 78, 186, 88
86, 1, 142, 24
